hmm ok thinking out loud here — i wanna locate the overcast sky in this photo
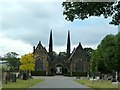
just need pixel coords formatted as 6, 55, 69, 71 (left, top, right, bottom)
0, 1, 118, 57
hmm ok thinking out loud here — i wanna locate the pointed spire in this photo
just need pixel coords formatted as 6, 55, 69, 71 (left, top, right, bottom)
38, 41, 42, 47
66, 30, 71, 59
49, 30, 53, 52
78, 42, 83, 49
39, 41, 41, 44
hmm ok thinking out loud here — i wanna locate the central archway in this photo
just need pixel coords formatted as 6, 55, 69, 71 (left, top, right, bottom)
55, 64, 63, 75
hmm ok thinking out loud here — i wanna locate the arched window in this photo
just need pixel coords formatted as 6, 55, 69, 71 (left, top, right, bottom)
35, 58, 43, 71
76, 58, 83, 72
64, 67, 69, 73
50, 67, 54, 73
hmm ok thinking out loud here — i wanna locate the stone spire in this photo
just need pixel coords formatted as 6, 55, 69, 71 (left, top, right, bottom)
49, 30, 53, 53
66, 30, 71, 59
78, 42, 83, 50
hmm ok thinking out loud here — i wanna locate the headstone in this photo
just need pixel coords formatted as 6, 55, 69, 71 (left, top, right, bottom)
118, 73, 120, 82
2, 71, 7, 84
6, 72, 10, 82
102, 74, 104, 80
18, 72, 23, 79
93, 73, 95, 79
11, 74, 16, 82
112, 70, 117, 82
104, 74, 107, 80
87, 71, 90, 79
99, 72, 102, 81
116, 71, 118, 82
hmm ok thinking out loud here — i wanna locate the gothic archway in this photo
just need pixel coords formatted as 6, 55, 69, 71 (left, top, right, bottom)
76, 58, 83, 72
64, 67, 69, 74
55, 64, 63, 75
35, 57, 43, 71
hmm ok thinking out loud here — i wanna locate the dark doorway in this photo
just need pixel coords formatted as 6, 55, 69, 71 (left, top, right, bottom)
55, 64, 63, 75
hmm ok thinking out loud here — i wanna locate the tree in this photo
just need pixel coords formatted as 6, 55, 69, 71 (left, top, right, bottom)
115, 32, 120, 72
19, 53, 35, 72
90, 34, 119, 73
4, 52, 19, 71
84, 48, 94, 62
59, 52, 67, 60
90, 50, 98, 74
62, 2, 120, 25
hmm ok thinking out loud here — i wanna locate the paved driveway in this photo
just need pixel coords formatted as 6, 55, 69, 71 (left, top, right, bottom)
30, 76, 93, 89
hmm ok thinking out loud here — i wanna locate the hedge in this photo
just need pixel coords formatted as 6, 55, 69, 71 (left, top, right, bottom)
31, 70, 46, 76
64, 72, 87, 77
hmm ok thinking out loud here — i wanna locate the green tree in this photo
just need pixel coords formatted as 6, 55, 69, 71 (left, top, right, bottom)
90, 34, 118, 73
4, 52, 19, 71
84, 48, 94, 62
52, 51, 58, 60
115, 32, 120, 72
59, 52, 67, 60
62, 2, 120, 25
90, 50, 98, 73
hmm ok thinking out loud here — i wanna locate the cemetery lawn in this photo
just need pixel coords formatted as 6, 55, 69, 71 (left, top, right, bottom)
2, 79, 44, 89
75, 79, 118, 89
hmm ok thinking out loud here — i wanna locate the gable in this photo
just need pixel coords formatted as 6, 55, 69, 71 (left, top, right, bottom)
68, 43, 87, 62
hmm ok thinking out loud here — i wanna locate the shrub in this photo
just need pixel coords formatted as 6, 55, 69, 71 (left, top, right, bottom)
47, 72, 54, 76
63, 72, 71, 77
72, 72, 87, 77
23, 72, 28, 80
31, 70, 46, 76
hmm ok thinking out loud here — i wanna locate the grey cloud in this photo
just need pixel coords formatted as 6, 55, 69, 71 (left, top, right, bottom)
1, 2, 118, 50
70, 24, 117, 47
2, 2, 64, 46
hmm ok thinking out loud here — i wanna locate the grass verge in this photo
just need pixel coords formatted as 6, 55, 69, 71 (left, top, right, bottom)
2, 79, 44, 89
75, 79, 118, 90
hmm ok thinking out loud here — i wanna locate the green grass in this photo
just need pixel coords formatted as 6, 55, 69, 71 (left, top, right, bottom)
2, 79, 44, 89
75, 79, 118, 89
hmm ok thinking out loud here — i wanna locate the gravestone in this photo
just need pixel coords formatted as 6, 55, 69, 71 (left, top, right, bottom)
2, 71, 7, 84
118, 73, 120, 82
99, 72, 102, 81
11, 74, 16, 82
104, 74, 107, 80
116, 71, 118, 82
102, 74, 105, 80
111, 70, 117, 82
6, 72, 10, 82
93, 73, 95, 79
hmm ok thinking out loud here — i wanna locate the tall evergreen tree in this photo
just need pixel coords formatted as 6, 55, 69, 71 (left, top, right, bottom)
66, 31, 71, 59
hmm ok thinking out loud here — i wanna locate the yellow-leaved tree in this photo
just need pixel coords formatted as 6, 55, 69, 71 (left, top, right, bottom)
19, 53, 35, 72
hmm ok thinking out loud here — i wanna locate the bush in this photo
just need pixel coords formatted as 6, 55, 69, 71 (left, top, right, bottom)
63, 72, 71, 77
31, 70, 46, 76
23, 72, 28, 80
47, 72, 54, 76
11, 74, 17, 82
72, 72, 87, 77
